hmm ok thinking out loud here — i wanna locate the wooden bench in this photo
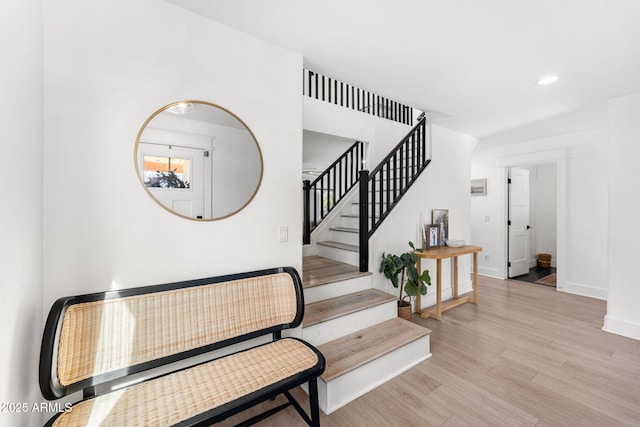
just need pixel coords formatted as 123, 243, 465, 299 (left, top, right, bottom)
39, 267, 325, 426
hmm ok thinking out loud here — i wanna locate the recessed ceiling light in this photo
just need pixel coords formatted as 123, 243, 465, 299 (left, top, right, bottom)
537, 75, 559, 85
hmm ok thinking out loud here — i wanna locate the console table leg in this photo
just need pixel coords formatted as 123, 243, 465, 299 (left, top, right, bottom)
416, 257, 422, 315
453, 256, 459, 298
472, 252, 478, 304
435, 258, 442, 320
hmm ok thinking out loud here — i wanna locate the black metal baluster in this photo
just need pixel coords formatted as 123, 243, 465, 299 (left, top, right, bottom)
359, 170, 369, 272
413, 133, 417, 177
351, 86, 355, 110
385, 162, 390, 212
312, 182, 318, 229
313, 72, 318, 100
378, 169, 384, 222
370, 172, 376, 229
303, 180, 311, 244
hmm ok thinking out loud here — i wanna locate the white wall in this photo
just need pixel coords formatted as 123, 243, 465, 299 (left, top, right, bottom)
43, 2, 303, 306
0, 2, 43, 426
303, 130, 355, 178
304, 97, 413, 166
604, 92, 640, 340
471, 128, 609, 300
371, 125, 477, 309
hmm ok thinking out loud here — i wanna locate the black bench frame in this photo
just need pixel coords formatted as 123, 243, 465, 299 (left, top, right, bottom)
39, 266, 325, 427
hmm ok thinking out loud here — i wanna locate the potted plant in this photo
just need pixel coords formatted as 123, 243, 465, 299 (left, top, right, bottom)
379, 241, 431, 320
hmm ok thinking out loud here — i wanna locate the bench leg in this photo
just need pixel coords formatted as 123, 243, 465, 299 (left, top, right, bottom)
308, 378, 320, 427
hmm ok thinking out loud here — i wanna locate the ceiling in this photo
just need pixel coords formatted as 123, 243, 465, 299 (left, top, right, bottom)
166, 0, 640, 142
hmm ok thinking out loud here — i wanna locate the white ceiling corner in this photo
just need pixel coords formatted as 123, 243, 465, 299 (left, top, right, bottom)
166, 0, 640, 143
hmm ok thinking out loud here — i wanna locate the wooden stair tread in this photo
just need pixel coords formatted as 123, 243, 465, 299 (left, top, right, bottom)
317, 318, 431, 382
316, 241, 358, 252
303, 289, 395, 327
330, 226, 358, 233
303, 256, 371, 289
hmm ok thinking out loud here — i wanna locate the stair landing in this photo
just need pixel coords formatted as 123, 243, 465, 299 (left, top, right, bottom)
303, 255, 370, 289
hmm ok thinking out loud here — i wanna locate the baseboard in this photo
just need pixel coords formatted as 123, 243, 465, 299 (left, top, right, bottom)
557, 280, 607, 300
478, 267, 504, 279
602, 314, 640, 341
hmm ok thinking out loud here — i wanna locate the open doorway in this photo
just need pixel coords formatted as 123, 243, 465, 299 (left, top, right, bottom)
508, 163, 557, 287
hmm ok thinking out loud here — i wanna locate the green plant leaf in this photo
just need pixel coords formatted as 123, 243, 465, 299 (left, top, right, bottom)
419, 283, 428, 295
406, 266, 418, 282
420, 270, 431, 284
404, 281, 418, 296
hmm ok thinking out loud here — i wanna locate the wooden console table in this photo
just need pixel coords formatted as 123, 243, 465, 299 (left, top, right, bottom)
415, 245, 482, 320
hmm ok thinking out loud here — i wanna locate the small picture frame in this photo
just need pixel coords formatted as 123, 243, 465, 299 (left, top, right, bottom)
432, 209, 448, 246
425, 224, 440, 250
471, 178, 487, 196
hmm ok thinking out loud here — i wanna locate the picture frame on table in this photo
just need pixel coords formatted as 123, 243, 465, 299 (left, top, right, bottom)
432, 209, 448, 246
425, 224, 440, 250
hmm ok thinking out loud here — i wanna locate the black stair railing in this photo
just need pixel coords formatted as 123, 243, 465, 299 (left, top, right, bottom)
303, 69, 414, 126
303, 140, 366, 244
358, 116, 430, 272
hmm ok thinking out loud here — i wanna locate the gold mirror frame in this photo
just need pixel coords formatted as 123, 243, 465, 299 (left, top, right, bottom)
134, 100, 263, 221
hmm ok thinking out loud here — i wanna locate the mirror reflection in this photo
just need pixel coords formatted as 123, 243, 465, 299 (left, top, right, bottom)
135, 101, 263, 220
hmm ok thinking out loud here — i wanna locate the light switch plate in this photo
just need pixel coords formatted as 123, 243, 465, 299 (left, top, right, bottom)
278, 225, 288, 243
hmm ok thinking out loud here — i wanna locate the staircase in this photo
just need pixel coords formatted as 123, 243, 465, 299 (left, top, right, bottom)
301, 256, 431, 414
301, 71, 432, 413
315, 200, 361, 266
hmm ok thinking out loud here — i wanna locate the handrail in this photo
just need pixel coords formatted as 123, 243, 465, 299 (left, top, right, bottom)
358, 117, 430, 271
303, 69, 417, 126
303, 140, 365, 244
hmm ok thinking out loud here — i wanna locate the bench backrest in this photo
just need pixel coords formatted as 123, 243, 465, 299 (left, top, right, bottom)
40, 267, 304, 400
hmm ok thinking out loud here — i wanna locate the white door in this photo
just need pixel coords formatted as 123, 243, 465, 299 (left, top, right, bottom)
138, 143, 207, 218
508, 167, 531, 277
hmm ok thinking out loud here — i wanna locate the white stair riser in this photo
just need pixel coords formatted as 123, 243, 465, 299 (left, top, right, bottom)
303, 275, 373, 304
340, 216, 359, 229
316, 245, 359, 267
330, 229, 359, 246
302, 301, 396, 346
302, 336, 431, 414
302, 244, 317, 257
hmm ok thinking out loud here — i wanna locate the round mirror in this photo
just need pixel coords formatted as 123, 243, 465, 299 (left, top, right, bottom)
135, 101, 263, 220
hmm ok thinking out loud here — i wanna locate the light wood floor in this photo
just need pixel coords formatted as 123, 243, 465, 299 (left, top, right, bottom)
218, 276, 640, 426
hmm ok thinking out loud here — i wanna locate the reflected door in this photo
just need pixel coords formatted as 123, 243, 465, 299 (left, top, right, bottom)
139, 143, 210, 218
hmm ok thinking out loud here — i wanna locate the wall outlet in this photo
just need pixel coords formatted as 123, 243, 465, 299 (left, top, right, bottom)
484, 215, 490, 222
484, 254, 490, 261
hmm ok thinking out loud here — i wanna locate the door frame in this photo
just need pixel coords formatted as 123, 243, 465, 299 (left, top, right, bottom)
497, 150, 566, 291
